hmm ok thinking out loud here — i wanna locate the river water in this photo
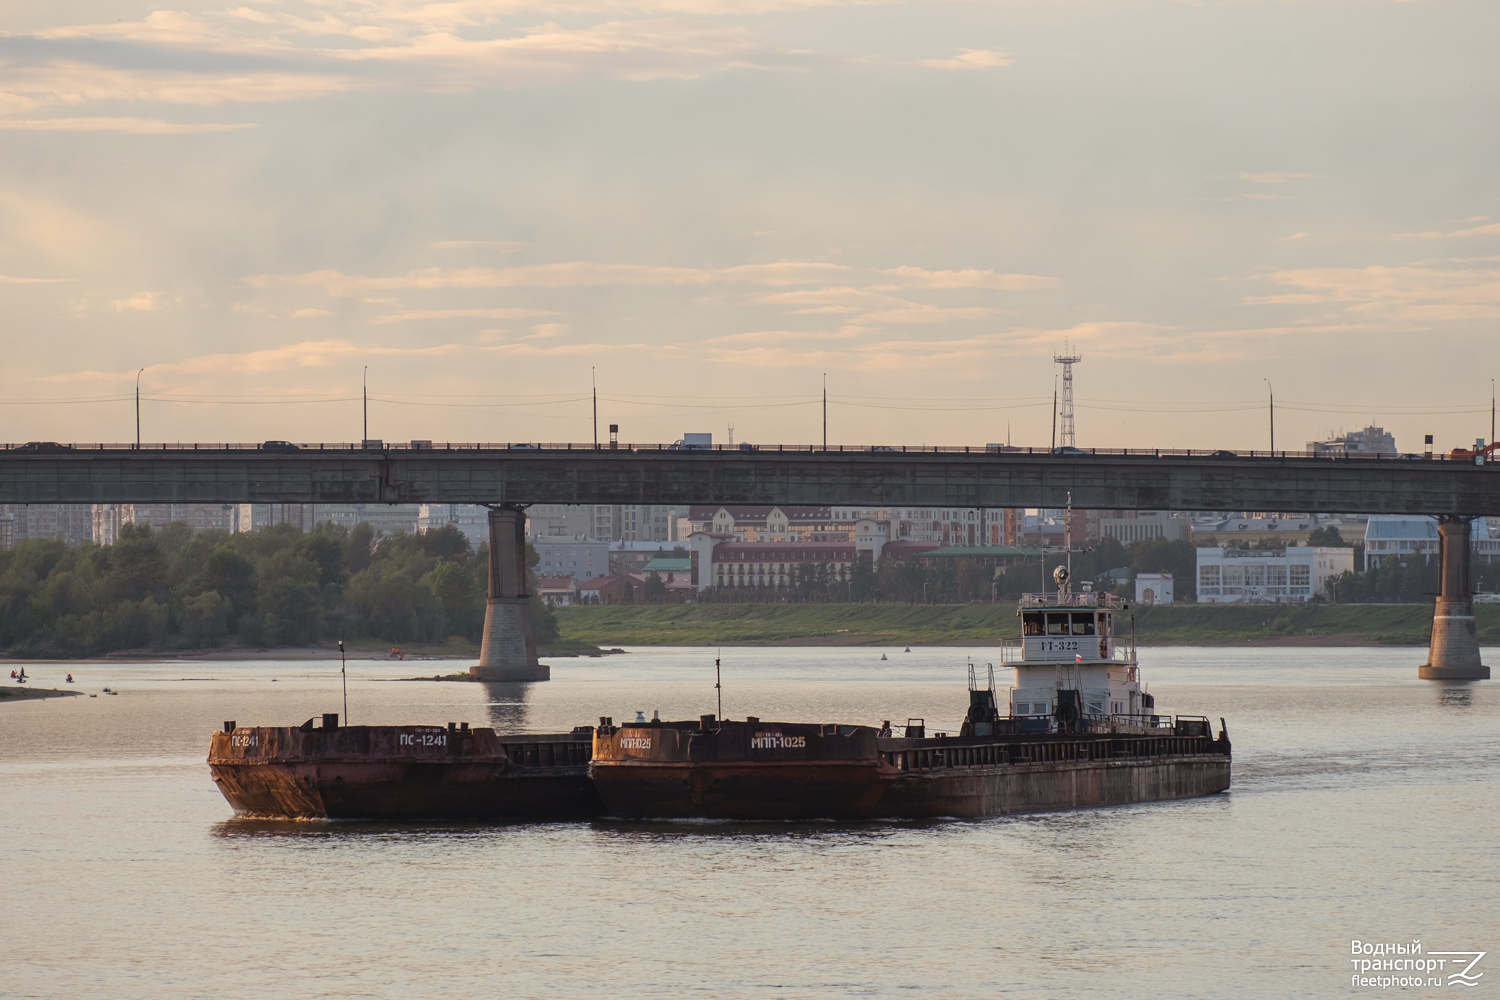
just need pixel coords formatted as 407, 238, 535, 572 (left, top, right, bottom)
2, 646, 1496, 999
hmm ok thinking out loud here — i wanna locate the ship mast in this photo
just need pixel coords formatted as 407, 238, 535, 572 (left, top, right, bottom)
1064, 491, 1073, 596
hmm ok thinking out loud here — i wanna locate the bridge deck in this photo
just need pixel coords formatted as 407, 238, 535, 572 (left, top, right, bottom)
2, 443, 1495, 513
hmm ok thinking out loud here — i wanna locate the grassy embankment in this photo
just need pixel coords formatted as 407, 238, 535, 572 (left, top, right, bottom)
553, 602, 1500, 647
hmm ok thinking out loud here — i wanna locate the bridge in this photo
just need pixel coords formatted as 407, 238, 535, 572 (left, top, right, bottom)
3, 441, 1493, 682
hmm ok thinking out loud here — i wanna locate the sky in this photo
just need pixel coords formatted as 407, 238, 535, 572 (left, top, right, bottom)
1, 0, 1496, 451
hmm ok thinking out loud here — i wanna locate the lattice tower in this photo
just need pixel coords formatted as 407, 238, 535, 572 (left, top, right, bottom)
1053, 351, 1082, 447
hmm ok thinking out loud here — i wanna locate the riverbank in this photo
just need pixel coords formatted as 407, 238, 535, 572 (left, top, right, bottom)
0, 637, 606, 664
552, 602, 1499, 647
0, 686, 83, 702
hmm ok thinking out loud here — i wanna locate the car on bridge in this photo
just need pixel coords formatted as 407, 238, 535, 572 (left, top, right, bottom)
1052, 446, 1089, 456
260, 440, 300, 453
15, 442, 73, 452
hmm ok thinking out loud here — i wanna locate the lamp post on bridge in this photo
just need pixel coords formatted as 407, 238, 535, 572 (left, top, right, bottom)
1263, 378, 1274, 455
134, 368, 145, 449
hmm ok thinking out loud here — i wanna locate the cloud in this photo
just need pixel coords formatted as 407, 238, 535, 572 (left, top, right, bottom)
244, 260, 854, 294
38, 334, 679, 384
0, 117, 256, 133
0, 189, 117, 263
1393, 221, 1500, 241
857, 305, 1000, 324
1193, 193, 1288, 203
1280, 232, 1311, 241
111, 291, 171, 312
526, 322, 570, 339
1232, 172, 1323, 184
5, 13, 827, 111
879, 267, 1061, 290
749, 286, 914, 311
427, 241, 528, 251
290, 307, 334, 317
0, 275, 71, 283
372, 307, 559, 323
1248, 261, 1500, 324
920, 49, 1010, 70
0, 61, 358, 109
703, 328, 864, 344
40, 338, 467, 381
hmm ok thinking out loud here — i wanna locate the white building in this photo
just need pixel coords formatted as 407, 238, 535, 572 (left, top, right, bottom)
533, 537, 610, 581
684, 505, 1010, 547
233, 504, 317, 533
1363, 515, 1500, 568
1100, 513, 1190, 545
89, 503, 233, 545
1135, 572, 1174, 605
527, 503, 685, 542
0, 503, 93, 549
1196, 546, 1354, 604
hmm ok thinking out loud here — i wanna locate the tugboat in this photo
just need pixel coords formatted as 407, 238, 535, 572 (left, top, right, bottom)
590, 567, 1230, 820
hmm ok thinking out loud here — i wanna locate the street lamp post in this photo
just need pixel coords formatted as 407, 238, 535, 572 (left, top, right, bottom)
135, 368, 144, 449
1263, 378, 1274, 454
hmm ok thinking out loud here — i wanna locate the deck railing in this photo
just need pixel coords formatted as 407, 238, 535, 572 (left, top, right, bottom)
0, 441, 1475, 461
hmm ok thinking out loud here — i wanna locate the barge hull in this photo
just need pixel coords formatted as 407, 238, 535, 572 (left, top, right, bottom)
591, 756, 1229, 820
207, 724, 601, 820
210, 761, 598, 820
876, 755, 1231, 819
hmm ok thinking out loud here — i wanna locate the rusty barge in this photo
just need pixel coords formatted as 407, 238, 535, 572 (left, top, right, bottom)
207, 714, 599, 820
590, 715, 1229, 820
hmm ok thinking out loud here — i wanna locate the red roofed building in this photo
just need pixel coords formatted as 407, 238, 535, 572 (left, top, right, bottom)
577, 571, 694, 605
536, 576, 579, 606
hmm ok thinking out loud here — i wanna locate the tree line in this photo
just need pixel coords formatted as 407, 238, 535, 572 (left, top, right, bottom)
0, 522, 558, 657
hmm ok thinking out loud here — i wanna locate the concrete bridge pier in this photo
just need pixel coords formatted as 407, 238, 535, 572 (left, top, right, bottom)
1419, 516, 1489, 680
470, 504, 549, 682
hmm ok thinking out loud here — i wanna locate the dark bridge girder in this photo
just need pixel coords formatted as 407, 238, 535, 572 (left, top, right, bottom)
1, 447, 1497, 514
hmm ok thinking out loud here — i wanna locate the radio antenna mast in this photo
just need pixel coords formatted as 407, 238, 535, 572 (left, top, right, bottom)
1054, 347, 1082, 448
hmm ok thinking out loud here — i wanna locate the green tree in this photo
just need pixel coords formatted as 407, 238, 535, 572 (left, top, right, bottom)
1306, 526, 1350, 547
643, 570, 666, 602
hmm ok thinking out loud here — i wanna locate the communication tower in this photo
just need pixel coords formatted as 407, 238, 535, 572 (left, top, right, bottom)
1053, 350, 1082, 448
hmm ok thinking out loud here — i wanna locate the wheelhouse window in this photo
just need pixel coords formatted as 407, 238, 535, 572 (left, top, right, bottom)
1022, 613, 1045, 636
1070, 612, 1096, 635
1046, 613, 1071, 635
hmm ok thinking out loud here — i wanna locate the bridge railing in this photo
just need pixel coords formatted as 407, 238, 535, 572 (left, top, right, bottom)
0, 442, 1476, 461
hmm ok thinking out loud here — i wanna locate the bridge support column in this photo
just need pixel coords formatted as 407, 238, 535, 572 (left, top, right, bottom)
1419, 516, 1489, 680
470, 505, 549, 682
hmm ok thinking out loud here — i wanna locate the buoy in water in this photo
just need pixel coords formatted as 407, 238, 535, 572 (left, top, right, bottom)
880, 653, 888, 661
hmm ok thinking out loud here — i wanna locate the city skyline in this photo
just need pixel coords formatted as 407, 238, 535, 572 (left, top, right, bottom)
2, 0, 1496, 450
